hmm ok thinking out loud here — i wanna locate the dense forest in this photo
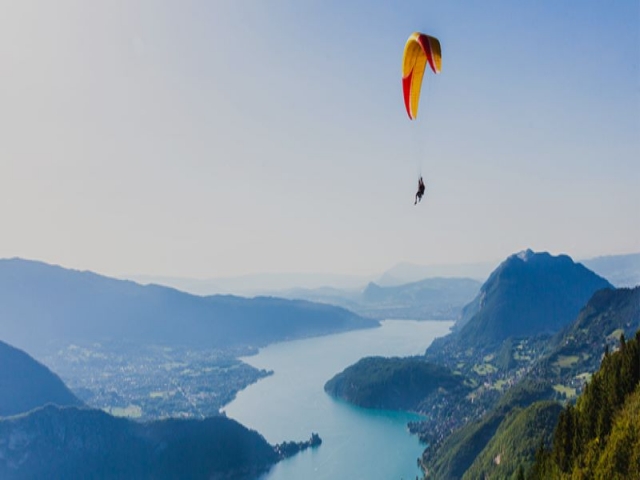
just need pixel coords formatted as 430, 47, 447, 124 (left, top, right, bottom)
324, 356, 468, 411
462, 400, 562, 480
0, 405, 280, 480
528, 331, 640, 479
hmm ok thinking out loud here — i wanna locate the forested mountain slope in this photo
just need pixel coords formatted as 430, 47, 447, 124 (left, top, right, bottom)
0, 405, 280, 480
529, 331, 640, 479
423, 287, 640, 479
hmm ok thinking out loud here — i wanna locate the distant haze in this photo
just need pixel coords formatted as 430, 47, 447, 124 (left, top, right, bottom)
126, 260, 497, 296
125, 252, 638, 296
0, 2, 638, 278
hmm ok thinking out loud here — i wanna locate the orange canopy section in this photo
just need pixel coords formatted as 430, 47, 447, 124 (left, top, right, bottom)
402, 33, 442, 120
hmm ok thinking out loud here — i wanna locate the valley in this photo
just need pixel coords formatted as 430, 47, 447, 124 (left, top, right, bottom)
2, 2, 637, 477
2, 251, 639, 479
42, 342, 271, 420
323, 251, 640, 479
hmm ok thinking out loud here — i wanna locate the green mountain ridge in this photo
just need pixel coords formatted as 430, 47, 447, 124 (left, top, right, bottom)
529, 330, 640, 479
461, 401, 563, 480
423, 378, 555, 480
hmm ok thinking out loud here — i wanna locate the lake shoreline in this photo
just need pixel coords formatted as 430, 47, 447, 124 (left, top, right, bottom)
224, 320, 453, 480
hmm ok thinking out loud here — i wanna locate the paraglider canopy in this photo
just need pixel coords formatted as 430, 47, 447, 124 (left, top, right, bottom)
402, 32, 442, 120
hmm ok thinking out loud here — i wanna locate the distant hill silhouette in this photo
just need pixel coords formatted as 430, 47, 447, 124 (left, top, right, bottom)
129, 271, 371, 296
0, 258, 377, 354
428, 250, 612, 358
0, 340, 82, 416
581, 252, 640, 287
361, 277, 482, 319
376, 261, 496, 286
278, 277, 481, 320
0, 405, 279, 480
125, 252, 638, 297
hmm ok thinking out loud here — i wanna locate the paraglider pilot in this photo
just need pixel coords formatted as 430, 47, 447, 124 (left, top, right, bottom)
414, 177, 426, 205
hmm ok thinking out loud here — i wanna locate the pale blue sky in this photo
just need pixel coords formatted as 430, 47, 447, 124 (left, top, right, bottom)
1, 1, 638, 278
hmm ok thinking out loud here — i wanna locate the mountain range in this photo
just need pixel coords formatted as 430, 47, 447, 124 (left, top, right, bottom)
125, 261, 495, 295
321, 249, 636, 479
124, 252, 639, 297
122, 253, 638, 326
0, 258, 376, 355
2, 250, 639, 478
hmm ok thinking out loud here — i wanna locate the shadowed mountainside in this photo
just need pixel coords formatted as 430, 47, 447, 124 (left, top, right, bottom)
428, 250, 612, 360
0, 405, 280, 480
0, 340, 82, 417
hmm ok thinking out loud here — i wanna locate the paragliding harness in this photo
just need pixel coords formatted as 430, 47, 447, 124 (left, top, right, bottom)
414, 177, 426, 205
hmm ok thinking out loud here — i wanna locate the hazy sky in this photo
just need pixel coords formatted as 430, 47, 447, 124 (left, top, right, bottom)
1, 1, 638, 278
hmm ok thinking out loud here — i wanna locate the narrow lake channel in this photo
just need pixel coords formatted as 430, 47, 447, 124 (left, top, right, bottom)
224, 320, 453, 480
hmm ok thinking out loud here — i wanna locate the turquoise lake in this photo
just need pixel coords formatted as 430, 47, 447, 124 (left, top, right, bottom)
224, 320, 453, 480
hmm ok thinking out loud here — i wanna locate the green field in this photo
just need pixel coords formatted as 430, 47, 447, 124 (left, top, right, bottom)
553, 355, 580, 368
492, 379, 508, 390
513, 352, 531, 361
575, 372, 592, 382
553, 384, 577, 399
149, 390, 177, 399
473, 363, 498, 376
105, 404, 143, 418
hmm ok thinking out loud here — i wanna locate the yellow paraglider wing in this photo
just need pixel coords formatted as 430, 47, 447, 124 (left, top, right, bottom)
402, 33, 442, 120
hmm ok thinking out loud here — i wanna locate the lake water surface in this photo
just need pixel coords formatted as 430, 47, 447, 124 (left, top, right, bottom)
224, 320, 453, 480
